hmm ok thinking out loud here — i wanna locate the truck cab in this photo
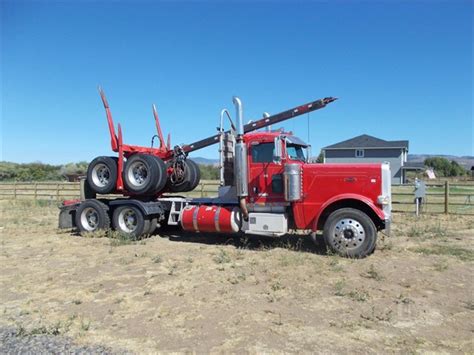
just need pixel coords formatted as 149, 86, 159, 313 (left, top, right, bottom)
238, 130, 392, 257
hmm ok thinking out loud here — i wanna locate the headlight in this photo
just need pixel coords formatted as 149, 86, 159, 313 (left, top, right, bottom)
377, 195, 390, 205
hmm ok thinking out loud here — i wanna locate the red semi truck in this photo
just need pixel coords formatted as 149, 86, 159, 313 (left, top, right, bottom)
59, 92, 391, 258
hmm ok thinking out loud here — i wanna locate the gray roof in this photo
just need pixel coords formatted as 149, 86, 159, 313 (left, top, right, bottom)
323, 134, 409, 150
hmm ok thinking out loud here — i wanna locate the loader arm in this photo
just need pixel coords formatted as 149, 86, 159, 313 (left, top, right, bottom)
182, 97, 337, 153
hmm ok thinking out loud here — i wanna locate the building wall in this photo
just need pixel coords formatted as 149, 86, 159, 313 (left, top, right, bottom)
324, 148, 404, 185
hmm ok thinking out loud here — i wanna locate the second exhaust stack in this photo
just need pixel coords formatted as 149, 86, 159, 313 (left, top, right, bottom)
232, 96, 249, 220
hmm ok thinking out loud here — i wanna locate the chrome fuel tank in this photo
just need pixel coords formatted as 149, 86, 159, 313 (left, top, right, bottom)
284, 163, 302, 202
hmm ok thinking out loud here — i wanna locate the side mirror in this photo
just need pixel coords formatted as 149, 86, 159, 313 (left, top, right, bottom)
273, 136, 282, 164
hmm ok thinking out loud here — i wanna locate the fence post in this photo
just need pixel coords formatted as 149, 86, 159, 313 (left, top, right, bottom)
444, 181, 449, 214
200, 182, 205, 197
57, 183, 60, 201
34, 183, 38, 200
13, 182, 17, 199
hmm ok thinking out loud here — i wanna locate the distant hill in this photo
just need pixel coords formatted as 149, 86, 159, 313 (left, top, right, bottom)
191, 157, 219, 166
408, 154, 474, 169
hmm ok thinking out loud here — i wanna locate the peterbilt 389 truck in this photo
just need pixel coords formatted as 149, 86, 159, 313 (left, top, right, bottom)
59, 91, 391, 258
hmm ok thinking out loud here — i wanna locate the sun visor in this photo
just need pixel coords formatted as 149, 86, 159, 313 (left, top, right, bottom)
285, 136, 308, 147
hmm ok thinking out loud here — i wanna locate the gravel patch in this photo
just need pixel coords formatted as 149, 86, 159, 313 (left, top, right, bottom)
0, 326, 124, 354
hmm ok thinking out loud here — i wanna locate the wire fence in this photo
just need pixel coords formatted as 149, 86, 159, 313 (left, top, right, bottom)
1, 180, 473, 215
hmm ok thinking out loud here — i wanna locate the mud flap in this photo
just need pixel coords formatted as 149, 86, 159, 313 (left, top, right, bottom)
58, 205, 78, 229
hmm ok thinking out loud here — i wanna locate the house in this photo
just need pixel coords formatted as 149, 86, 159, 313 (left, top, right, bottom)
322, 134, 409, 185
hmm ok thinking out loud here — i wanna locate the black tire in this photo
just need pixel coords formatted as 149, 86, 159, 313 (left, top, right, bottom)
166, 160, 191, 192
123, 154, 160, 195
323, 208, 377, 258
147, 155, 167, 194
147, 217, 158, 235
186, 159, 201, 191
75, 199, 110, 235
112, 205, 150, 240
86, 156, 118, 194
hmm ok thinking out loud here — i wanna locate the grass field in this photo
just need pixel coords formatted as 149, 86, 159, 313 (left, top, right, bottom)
0, 200, 473, 353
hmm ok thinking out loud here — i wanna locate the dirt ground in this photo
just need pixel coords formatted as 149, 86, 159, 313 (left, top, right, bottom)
0, 199, 473, 353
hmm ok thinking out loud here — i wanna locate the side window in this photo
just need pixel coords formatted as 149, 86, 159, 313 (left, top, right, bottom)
355, 149, 364, 158
251, 143, 274, 163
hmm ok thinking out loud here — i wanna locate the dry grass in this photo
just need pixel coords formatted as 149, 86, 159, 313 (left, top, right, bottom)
0, 199, 473, 353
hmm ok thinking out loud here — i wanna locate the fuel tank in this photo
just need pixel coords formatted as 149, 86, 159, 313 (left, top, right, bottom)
181, 205, 241, 233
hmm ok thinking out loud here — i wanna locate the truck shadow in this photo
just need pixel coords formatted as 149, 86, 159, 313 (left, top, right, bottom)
157, 226, 328, 255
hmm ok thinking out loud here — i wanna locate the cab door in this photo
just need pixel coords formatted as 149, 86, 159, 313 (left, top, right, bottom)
248, 141, 285, 204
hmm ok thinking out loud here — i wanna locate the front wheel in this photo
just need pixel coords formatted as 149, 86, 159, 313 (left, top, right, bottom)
323, 208, 377, 258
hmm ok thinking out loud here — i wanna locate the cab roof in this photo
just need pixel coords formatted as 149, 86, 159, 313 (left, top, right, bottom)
244, 131, 308, 147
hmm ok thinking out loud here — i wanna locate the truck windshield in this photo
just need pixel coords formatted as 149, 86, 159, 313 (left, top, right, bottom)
286, 144, 306, 161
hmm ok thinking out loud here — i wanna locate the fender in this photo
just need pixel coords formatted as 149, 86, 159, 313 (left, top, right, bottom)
312, 193, 384, 232
108, 199, 164, 217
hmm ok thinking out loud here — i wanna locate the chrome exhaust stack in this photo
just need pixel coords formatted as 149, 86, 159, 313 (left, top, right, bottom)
232, 96, 249, 220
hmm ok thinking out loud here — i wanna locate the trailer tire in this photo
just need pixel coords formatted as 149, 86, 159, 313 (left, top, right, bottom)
87, 156, 118, 194
166, 160, 190, 192
147, 155, 167, 195
123, 154, 161, 195
112, 205, 150, 240
147, 217, 158, 235
186, 159, 201, 191
167, 159, 201, 192
75, 200, 110, 235
323, 208, 377, 258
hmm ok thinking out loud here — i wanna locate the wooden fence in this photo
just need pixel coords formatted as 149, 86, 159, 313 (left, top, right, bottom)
0, 180, 473, 215
0, 180, 221, 201
392, 182, 474, 215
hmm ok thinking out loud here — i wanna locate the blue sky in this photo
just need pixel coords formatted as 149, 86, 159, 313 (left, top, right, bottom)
1, 0, 472, 164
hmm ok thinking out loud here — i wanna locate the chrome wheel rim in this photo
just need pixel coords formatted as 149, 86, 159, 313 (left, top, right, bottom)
127, 161, 149, 187
80, 207, 99, 231
332, 218, 366, 250
91, 163, 110, 187
118, 208, 138, 233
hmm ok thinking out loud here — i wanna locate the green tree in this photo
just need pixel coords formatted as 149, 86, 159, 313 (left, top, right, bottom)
316, 150, 325, 163
449, 160, 465, 177
424, 157, 466, 177
198, 164, 219, 180
0, 161, 92, 182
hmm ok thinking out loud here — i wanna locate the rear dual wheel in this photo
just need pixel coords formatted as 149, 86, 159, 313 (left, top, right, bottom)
123, 154, 167, 196
112, 205, 158, 239
86, 156, 118, 194
166, 159, 201, 192
75, 201, 158, 239
87, 154, 199, 196
75, 200, 110, 234
186, 159, 201, 191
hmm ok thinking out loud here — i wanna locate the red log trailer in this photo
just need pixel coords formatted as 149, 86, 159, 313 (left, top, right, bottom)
59, 91, 391, 258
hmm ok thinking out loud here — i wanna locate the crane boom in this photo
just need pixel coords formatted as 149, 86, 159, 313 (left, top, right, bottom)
182, 96, 337, 153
